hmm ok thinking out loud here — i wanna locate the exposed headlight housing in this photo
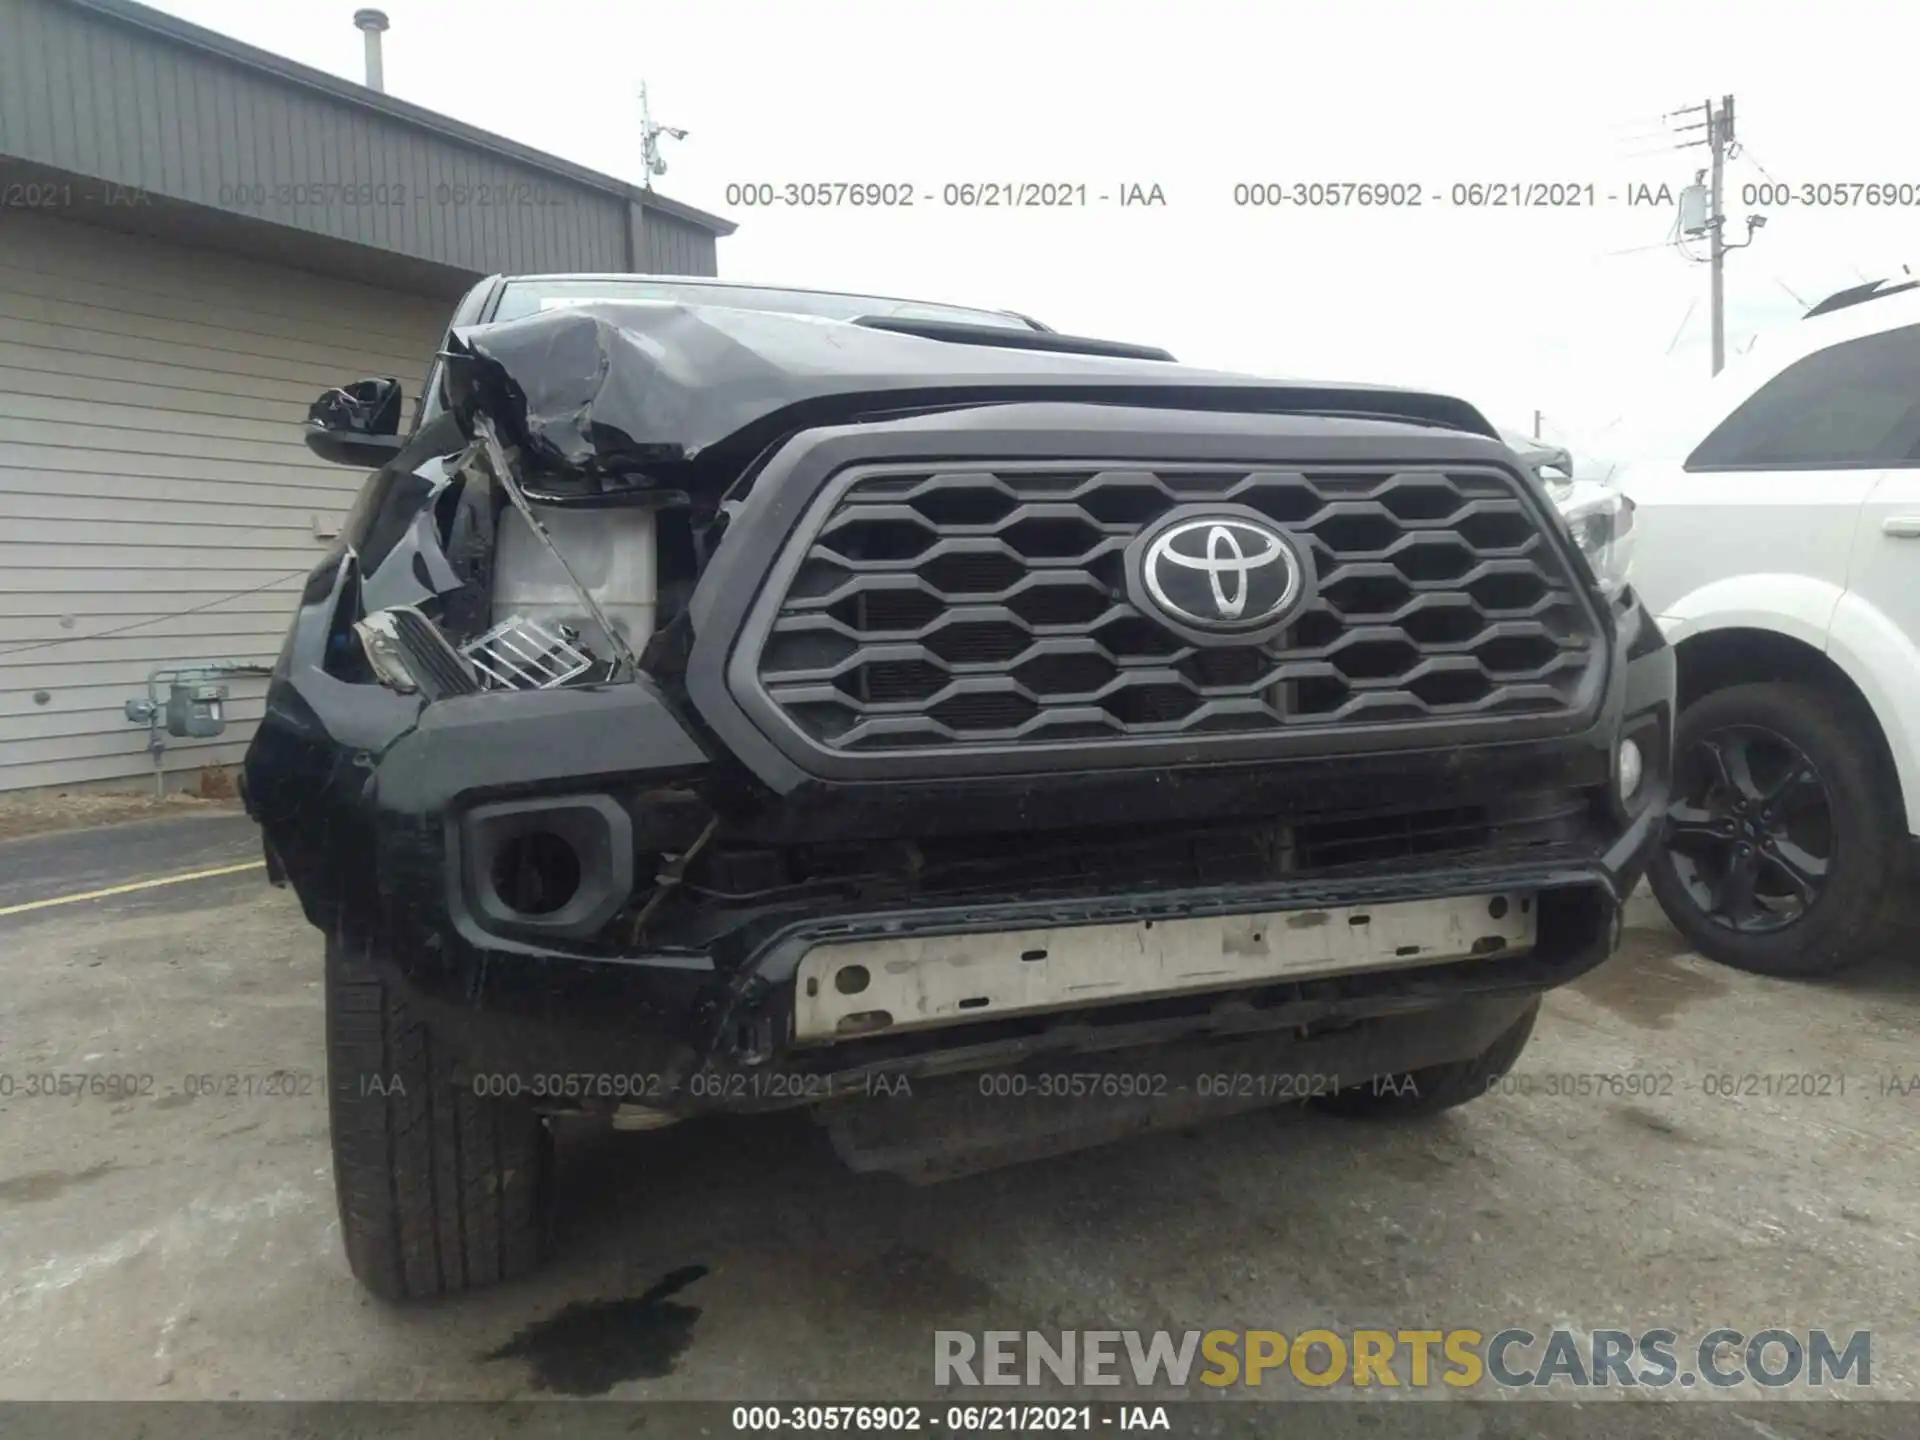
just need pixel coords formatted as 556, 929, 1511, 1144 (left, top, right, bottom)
1618, 736, 1644, 803
351, 609, 420, 693
1549, 479, 1636, 600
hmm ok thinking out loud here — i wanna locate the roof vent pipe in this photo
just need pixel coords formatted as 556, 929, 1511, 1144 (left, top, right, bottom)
353, 9, 390, 92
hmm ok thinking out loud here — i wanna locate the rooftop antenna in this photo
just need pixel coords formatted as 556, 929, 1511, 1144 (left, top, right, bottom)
639, 82, 688, 189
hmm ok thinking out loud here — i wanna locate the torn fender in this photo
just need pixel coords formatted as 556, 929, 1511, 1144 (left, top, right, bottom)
328, 412, 494, 639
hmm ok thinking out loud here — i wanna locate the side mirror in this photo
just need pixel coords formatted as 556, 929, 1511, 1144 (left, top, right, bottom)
303, 377, 407, 467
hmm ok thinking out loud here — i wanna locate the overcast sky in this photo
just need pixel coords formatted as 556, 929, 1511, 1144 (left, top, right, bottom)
155, 0, 1917, 462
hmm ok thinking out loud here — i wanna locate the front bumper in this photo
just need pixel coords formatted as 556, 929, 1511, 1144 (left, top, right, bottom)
245, 550, 1672, 1115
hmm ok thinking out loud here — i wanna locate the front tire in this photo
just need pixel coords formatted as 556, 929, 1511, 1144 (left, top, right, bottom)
1647, 682, 1905, 978
325, 932, 552, 1300
1310, 1001, 1538, 1120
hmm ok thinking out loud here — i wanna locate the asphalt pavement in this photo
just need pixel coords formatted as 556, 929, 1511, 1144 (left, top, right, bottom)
0, 811, 1915, 1438
0, 813, 263, 916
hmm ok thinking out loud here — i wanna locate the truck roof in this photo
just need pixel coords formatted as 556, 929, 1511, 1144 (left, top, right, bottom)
496, 272, 1050, 332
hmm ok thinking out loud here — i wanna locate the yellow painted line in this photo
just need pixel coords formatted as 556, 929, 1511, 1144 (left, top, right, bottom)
0, 859, 265, 917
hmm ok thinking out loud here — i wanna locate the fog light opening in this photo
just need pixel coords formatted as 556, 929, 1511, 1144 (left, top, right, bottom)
492, 831, 582, 917
1618, 737, 1645, 804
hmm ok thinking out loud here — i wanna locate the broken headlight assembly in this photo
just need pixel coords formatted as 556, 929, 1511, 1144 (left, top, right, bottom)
348, 415, 645, 697
352, 604, 484, 698
1549, 480, 1636, 601
353, 604, 598, 697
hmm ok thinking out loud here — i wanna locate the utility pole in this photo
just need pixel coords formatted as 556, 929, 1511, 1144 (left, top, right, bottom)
1670, 95, 1764, 375
1707, 96, 1730, 375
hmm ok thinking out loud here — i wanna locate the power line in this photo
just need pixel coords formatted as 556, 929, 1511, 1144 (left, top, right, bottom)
1604, 237, 1685, 257
0, 568, 310, 660
1674, 225, 1712, 265
1662, 103, 1713, 149
1732, 143, 1782, 185
1610, 110, 1696, 134
1602, 211, 1683, 258
1666, 299, 1699, 355
1618, 142, 1708, 160
1733, 144, 1883, 291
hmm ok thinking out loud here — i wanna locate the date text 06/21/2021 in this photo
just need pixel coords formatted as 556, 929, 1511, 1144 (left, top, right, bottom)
1231, 179, 1920, 208
721, 182, 1167, 208
717, 178, 1920, 211
450, 1070, 1329, 1103
719, 179, 1651, 209
8, 1067, 1916, 1104
0, 1071, 324, 1101
426, 1067, 1920, 1104
728, 1404, 1170, 1433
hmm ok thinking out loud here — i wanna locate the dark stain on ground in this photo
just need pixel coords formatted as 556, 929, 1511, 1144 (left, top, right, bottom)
848, 1243, 997, 1319
1568, 926, 1730, 1029
151, 1091, 195, 1111
0, 1160, 119, 1205
480, 1263, 708, 1396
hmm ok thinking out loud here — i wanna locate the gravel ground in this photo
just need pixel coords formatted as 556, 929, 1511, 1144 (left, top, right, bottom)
0, 817, 1914, 1437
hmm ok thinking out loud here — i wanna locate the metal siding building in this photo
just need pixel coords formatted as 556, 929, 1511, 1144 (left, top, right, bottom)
0, 0, 733, 792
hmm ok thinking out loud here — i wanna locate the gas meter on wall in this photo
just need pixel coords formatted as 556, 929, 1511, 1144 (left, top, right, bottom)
124, 678, 230, 738
166, 681, 228, 738
122, 662, 273, 795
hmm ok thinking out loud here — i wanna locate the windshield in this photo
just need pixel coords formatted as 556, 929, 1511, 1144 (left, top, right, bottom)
494, 277, 1040, 330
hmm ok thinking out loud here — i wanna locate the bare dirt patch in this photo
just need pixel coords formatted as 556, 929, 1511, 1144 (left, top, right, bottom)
0, 789, 242, 842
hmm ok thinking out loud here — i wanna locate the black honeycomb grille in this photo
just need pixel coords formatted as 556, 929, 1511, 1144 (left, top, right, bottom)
753, 463, 1602, 753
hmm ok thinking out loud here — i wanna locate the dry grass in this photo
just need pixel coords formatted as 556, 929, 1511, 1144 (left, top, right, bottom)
0, 785, 243, 842
193, 763, 239, 800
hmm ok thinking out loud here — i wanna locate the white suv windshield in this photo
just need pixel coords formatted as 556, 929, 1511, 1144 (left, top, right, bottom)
496, 278, 1037, 330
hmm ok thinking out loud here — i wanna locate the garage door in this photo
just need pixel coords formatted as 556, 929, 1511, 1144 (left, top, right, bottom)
0, 212, 452, 792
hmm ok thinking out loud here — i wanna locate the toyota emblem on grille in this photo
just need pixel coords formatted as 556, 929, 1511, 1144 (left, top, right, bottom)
1137, 513, 1306, 636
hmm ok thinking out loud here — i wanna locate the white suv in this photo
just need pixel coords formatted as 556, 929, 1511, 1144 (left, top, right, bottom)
1618, 277, 1920, 976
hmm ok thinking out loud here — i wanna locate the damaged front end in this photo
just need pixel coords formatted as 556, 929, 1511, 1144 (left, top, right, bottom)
247, 302, 1668, 1150
247, 319, 737, 1093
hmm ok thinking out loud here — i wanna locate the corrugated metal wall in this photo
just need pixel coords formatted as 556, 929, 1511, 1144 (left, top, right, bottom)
0, 0, 637, 277
0, 210, 448, 791
638, 204, 721, 278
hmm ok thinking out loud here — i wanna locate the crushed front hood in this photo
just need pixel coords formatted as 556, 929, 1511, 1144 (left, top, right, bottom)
443, 302, 1500, 477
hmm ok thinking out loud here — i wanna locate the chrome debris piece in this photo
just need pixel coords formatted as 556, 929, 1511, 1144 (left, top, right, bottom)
459, 616, 592, 690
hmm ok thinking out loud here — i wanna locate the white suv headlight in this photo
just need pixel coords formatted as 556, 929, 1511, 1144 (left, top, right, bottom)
1548, 480, 1636, 600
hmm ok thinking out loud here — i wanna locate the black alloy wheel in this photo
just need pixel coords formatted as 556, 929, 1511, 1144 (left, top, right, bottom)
1648, 682, 1907, 977
1663, 724, 1833, 935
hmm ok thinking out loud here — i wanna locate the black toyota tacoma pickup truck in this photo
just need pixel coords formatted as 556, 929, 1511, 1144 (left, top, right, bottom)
245, 274, 1671, 1300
